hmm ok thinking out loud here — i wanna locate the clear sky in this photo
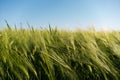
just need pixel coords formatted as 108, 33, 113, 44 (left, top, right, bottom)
0, 0, 120, 30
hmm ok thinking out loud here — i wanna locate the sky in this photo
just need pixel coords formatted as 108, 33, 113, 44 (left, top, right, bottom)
0, 0, 120, 30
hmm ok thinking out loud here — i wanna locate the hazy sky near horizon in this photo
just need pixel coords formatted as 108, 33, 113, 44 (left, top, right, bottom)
0, 0, 120, 30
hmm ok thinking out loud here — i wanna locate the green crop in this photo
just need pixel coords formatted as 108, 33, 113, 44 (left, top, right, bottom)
0, 26, 119, 80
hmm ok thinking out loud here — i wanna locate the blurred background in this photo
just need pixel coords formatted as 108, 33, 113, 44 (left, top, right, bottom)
0, 0, 120, 30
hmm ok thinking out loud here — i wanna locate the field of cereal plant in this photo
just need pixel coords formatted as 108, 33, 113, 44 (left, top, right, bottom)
0, 25, 120, 80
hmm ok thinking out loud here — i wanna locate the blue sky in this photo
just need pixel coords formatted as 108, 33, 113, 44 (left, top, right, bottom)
0, 0, 120, 30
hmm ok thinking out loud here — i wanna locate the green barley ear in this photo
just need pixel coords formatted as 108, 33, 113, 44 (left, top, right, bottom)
49, 24, 52, 33
27, 22, 31, 29
4, 20, 11, 30
31, 26, 34, 32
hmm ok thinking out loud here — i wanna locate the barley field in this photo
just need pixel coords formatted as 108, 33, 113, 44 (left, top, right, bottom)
0, 26, 120, 80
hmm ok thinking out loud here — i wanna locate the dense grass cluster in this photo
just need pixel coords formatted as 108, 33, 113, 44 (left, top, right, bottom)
0, 27, 120, 80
